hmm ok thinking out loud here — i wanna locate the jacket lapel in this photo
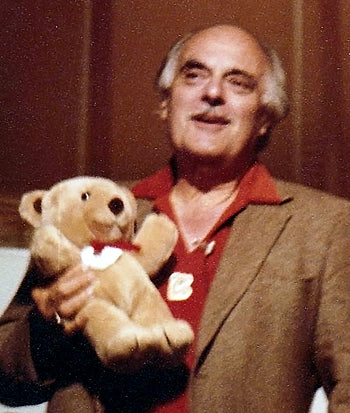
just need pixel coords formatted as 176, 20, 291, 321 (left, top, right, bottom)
195, 201, 293, 370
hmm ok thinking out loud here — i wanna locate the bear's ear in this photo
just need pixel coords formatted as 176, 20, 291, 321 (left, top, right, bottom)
19, 190, 46, 228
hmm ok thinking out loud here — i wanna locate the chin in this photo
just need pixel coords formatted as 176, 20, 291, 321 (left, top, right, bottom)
191, 144, 233, 159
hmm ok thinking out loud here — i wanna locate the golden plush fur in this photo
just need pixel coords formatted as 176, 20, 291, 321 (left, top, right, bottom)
19, 176, 193, 371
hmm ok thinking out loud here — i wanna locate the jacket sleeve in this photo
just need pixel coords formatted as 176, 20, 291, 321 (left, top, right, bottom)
0, 263, 98, 407
0, 262, 54, 406
315, 208, 350, 413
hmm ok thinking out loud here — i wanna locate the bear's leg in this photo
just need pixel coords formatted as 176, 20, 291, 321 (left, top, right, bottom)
79, 298, 179, 371
79, 298, 138, 364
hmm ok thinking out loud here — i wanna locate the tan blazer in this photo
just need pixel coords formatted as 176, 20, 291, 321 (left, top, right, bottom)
137, 179, 350, 412
189, 180, 350, 413
0, 179, 349, 413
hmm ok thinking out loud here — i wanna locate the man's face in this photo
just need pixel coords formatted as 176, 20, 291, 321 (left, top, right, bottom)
162, 25, 271, 167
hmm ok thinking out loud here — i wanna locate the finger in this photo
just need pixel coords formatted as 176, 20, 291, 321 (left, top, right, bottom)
49, 269, 96, 312
56, 265, 96, 298
73, 305, 92, 332
56, 284, 95, 320
32, 287, 56, 320
63, 307, 91, 334
58, 286, 96, 335
32, 264, 96, 323
61, 318, 80, 335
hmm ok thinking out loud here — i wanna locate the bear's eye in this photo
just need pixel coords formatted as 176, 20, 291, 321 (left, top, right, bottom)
109, 197, 124, 215
81, 192, 90, 201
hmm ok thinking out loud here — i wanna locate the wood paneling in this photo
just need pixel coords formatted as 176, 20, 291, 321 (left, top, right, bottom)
0, 0, 349, 207
299, 1, 345, 193
0, 195, 30, 247
0, 0, 92, 194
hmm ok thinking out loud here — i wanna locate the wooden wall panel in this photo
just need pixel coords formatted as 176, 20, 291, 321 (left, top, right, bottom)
0, 0, 92, 194
85, 0, 116, 178
0, 0, 348, 203
338, 0, 350, 196
299, 1, 344, 194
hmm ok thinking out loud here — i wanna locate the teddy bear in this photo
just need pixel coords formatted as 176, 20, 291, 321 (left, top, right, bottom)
19, 176, 194, 371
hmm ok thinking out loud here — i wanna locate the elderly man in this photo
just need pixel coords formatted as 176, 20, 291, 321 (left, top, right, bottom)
0, 24, 349, 413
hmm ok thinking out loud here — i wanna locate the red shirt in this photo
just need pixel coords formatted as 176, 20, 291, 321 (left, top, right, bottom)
132, 162, 281, 412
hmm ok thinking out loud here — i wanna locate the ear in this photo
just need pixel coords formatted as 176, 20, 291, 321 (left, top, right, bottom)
258, 121, 270, 137
257, 109, 272, 136
254, 108, 273, 143
159, 99, 169, 121
19, 190, 46, 228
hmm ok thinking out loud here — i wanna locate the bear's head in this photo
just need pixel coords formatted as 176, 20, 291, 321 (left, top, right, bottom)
19, 177, 137, 248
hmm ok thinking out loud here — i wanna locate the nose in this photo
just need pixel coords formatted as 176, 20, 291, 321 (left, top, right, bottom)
202, 77, 224, 107
108, 197, 124, 215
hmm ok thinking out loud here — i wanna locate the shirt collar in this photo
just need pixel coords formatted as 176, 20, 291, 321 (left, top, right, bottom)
132, 162, 284, 250
132, 161, 282, 206
132, 165, 174, 200
216, 162, 282, 227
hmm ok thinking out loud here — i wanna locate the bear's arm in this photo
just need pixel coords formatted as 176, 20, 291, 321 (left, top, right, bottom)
31, 225, 81, 276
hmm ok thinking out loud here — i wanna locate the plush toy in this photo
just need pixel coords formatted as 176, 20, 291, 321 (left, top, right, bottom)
19, 176, 194, 371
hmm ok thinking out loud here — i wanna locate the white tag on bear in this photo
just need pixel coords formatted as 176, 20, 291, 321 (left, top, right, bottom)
81, 246, 123, 270
167, 272, 194, 301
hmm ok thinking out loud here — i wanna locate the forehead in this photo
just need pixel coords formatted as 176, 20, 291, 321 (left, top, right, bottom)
179, 26, 269, 77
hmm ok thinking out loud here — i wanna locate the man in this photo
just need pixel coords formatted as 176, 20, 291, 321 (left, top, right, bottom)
0, 24, 349, 412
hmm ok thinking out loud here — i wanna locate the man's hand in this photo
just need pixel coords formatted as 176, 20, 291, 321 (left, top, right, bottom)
31, 264, 97, 334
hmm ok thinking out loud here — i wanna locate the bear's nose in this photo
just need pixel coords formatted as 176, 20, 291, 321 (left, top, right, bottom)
108, 197, 124, 215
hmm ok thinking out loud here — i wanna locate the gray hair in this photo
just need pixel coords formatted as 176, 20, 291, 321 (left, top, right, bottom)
260, 47, 289, 124
156, 29, 289, 127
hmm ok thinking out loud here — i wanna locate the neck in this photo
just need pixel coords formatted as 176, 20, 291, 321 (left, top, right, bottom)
171, 152, 249, 251
173, 150, 256, 193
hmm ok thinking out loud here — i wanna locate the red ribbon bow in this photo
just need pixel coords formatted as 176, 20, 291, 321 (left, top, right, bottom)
90, 240, 141, 254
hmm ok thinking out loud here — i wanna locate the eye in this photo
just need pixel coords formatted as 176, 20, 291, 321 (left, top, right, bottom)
184, 69, 200, 79
181, 67, 207, 85
81, 192, 90, 201
108, 198, 124, 215
179, 60, 209, 86
226, 74, 257, 93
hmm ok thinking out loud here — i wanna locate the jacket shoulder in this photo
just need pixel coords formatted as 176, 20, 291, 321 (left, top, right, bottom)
276, 179, 350, 211
272, 180, 350, 239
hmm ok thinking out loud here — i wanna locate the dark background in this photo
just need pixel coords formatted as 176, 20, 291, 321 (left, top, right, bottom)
0, 0, 349, 199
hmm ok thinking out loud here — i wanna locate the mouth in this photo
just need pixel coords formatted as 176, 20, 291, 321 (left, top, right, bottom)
191, 112, 230, 126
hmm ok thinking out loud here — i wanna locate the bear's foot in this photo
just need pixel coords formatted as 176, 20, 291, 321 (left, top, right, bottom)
99, 322, 193, 372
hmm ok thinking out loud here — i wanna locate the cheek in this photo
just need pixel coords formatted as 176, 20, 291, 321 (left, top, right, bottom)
167, 97, 189, 135
170, 84, 199, 113
230, 98, 262, 128
231, 93, 260, 112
